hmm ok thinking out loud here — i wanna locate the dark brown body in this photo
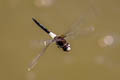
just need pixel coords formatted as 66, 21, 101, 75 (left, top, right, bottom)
54, 36, 70, 51
32, 18, 71, 52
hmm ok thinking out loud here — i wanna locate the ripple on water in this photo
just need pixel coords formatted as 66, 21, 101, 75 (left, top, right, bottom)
34, 0, 55, 7
98, 33, 120, 48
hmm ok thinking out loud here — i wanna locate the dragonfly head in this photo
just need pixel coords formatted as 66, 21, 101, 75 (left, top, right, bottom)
63, 43, 71, 52
67, 47, 71, 51
66, 44, 71, 51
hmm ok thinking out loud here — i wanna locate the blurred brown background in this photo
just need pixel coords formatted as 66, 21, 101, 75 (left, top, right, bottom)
0, 0, 120, 80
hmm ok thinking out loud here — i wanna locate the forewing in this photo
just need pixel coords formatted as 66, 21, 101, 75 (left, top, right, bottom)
28, 40, 53, 71
63, 16, 95, 40
30, 39, 53, 48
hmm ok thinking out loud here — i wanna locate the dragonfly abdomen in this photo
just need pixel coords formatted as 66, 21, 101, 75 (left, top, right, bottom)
32, 18, 50, 34
32, 18, 57, 39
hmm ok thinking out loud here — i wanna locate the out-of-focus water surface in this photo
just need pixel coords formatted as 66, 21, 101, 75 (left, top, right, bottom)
0, 0, 120, 80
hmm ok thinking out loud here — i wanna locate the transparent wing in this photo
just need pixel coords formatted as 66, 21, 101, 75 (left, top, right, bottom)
30, 39, 53, 49
28, 40, 53, 71
63, 16, 95, 40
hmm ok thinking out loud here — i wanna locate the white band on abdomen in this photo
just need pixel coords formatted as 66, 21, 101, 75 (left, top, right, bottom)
49, 32, 57, 39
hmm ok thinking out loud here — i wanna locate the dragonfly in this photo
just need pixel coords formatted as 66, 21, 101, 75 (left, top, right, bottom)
28, 17, 94, 71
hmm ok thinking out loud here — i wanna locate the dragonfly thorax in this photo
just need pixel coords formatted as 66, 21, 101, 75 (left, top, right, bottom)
55, 36, 71, 52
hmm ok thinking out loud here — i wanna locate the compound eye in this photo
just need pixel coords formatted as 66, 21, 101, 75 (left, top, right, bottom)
67, 44, 70, 47
67, 47, 71, 51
